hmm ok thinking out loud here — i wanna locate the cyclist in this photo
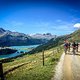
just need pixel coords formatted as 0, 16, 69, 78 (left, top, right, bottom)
68, 42, 71, 52
76, 43, 79, 52
64, 40, 69, 54
72, 41, 76, 54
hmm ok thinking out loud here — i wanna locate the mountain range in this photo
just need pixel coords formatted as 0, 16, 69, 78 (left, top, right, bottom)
0, 28, 56, 46
31, 33, 56, 40
29, 29, 80, 53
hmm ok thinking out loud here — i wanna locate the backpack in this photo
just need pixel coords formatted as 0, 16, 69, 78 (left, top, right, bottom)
76, 43, 78, 46
68, 43, 71, 46
76, 43, 79, 47
72, 43, 76, 48
64, 43, 68, 48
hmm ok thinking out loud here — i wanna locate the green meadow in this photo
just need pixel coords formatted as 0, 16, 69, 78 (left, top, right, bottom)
2, 47, 63, 80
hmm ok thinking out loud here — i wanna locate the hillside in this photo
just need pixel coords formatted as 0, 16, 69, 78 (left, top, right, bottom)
29, 29, 80, 53
2, 46, 63, 80
2, 29, 80, 80
0, 28, 56, 46
68, 29, 80, 42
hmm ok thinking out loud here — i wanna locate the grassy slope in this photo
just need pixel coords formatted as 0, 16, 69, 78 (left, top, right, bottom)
69, 29, 80, 42
2, 29, 80, 80
29, 29, 80, 54
2, 47, 63, 80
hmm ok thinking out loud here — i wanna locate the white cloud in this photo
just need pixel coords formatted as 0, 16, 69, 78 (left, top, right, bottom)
74, 23, 80, 28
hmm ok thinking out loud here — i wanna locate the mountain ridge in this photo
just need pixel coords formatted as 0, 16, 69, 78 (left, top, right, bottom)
0, 28, 56, 46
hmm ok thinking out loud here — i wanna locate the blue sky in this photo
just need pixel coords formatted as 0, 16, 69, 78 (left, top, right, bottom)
0, 0, 80, 35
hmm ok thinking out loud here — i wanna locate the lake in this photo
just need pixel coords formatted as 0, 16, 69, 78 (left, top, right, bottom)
0, 45, 39, 59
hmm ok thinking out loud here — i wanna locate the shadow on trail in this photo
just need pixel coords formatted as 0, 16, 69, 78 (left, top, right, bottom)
73, 53, 80, 56
77, 51, 80, 53
65, 52, 80, 56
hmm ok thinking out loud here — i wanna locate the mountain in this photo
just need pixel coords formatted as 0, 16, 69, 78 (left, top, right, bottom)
31, 33, 56, 40
29, 29, 80, 53
0, 28, 56, 46
0, 28, 6, 34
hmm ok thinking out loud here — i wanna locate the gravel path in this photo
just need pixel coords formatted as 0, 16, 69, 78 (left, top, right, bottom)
51, 53, 65, 80
52, 47, 80, 80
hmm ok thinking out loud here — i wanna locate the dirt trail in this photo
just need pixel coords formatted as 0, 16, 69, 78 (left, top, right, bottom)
52, 46, 80, 80
63, 54, 72, 80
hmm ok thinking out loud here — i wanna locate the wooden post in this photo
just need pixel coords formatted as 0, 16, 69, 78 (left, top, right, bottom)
58, 48, 60, 52
56, 50, 57, 52
57, 48, 59, 53
53, 50, 54, 56
42, 50, 44, 66
0, 62, 4, 80
57, 48, 58, 53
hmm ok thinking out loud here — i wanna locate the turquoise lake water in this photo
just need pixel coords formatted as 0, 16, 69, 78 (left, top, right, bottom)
0, 45, 39, 59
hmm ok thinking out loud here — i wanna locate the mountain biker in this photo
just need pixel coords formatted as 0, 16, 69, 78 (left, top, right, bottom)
68, 42, 71, 52
72, 41, 76, 54
64, 40, 69, 54
76, 43, 79, 52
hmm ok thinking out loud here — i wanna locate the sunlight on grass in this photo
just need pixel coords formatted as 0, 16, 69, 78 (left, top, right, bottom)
2, 46, 63, 80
